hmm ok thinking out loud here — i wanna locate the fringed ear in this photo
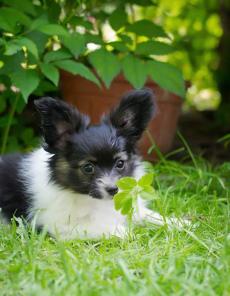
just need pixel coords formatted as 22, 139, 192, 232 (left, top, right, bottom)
104, 89, 156, 144
34, 97, 89, 152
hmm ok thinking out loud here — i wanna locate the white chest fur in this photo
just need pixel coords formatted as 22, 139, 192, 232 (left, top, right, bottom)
21, 149, 129, 239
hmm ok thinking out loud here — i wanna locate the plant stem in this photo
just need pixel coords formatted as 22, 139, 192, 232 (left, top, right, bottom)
177, 130, 198, 169
145, 129, 166, 163
1, 94, 19, 154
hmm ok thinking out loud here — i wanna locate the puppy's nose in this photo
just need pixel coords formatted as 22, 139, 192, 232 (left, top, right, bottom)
106, 186, 118, 196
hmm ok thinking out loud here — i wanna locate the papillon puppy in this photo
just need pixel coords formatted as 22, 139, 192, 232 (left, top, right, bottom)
0, 89, 187, 239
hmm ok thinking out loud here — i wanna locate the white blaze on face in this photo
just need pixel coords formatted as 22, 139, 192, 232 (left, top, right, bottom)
96, 151, 129, 199
97, 173, 119, 199
95, 152, 145, 200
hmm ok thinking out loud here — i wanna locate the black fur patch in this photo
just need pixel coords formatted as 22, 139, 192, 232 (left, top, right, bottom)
34, 97, 89, 153
104, 88, 155, 146
0, 154, 30, 221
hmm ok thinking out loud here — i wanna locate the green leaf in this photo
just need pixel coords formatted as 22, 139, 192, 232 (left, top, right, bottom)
88, 49, 120, 88
0, 52, 24, 75
0, 8, 31, 32
36, 24, 68, 36
4, 38, 38, 59
141, 190, 155, 200
4, 42, 21, 56
26, 31, 48, 55
138, 173, 156, 200
109, 41, 129, 52
136, 41, 175, 56
109, 7, 127, 30
2, 0, 36, 16
10, 69, 40, 102
85, 33, 103, 45
47, 0, 61, 23
69, 16, 93, 30
44, 49, 72, 63
40, 63, 59, 86
34, 79, 57, 96
121, 198, 133, 215
91, 11, 108, 22
54, 60, 100, 86
14, 95, 26, 113
118, 34, 133, 45
30, 16, 49, 31
4, 37, 38, 59
138, 173, 154, 187
116, 177, 137, 191
148, 60, 185, 97
20, 38, 38, 59
126, 20, 167, 38
122, 54, 147, 89
61, 33, 85, 57
114, 192, 128, 210
141, 185, 155, 194
140, 184, 156, 201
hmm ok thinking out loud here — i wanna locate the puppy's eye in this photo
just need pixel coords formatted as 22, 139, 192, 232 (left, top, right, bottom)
82, 163, 94, 175
116, 159, 125, 169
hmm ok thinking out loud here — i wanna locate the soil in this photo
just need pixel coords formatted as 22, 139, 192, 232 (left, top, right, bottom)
170, 110, 230, 164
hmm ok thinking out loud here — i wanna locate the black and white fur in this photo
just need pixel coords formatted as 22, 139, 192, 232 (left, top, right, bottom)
0, 89, 186, 239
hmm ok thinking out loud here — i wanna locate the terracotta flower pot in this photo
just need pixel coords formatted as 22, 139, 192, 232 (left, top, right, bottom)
59, 71, 182, 161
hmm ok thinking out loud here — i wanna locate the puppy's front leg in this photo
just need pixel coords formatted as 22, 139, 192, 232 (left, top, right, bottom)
133, 199, 168, 226
134, 198, 190, 229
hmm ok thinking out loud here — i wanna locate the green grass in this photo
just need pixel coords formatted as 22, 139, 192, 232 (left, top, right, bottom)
0, 158, 229, 296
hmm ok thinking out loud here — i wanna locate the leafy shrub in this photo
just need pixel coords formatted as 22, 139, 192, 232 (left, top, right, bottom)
0, 0, 184, 153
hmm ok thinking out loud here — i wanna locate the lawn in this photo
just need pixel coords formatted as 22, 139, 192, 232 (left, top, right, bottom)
0, 157, 229, 296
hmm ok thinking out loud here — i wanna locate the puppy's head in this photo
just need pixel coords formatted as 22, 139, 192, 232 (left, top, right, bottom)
35, 89, 155, 199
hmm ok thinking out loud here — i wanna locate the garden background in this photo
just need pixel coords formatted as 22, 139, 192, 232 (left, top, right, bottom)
0, 1, 229, 295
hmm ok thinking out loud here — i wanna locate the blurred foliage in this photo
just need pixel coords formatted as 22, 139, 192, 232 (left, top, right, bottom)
140, 0, 223, 110
0, 90, 39, 153
0, 0, 186, 154
0, 0, 226, 154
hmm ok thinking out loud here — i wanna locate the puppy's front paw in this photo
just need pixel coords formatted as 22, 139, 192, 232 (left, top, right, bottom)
167, 217, 196, 231
113, 225, 127, 239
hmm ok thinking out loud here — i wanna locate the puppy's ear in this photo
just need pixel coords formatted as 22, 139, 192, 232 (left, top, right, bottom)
34, 97, 89, 152
105, 89, 155, 144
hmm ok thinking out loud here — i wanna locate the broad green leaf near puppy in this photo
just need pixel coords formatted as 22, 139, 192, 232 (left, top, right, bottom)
114, 173, 157, 216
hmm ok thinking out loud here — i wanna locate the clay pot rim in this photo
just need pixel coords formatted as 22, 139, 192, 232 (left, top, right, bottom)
60, 70, 185, 106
